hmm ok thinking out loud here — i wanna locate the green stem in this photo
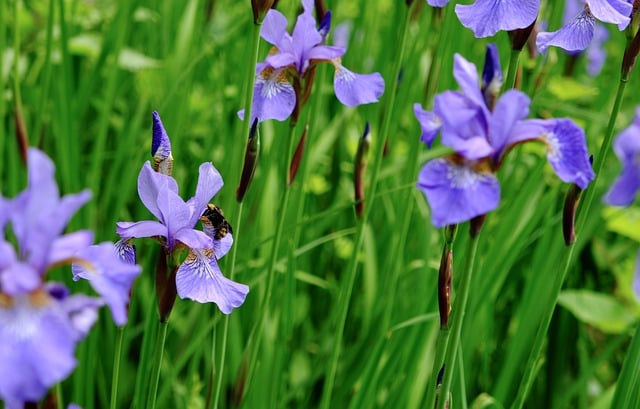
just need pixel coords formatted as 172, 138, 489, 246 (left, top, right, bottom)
55, 383, 64, 409
110, 327, 125, 409
436, 232, 481, 409
319, 5, 413, 409
242, 22, 262, 133
510, 76, 628, 409
505, 47, 521, 90
147, 321, 169, 409
243, 124, 298, 400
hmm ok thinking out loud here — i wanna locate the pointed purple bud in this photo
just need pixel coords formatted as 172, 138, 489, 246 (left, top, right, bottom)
318, 10, 332, 40
481, 43, 503, 109
151, 111, 174, 176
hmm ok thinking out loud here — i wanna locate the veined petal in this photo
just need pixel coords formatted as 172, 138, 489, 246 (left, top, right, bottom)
115, 238, 137, 265
333, 64, 385, 106
586, 0, 631, 26
252, 67, 296, 122
116, 220, 168, 240
537, 10, 595, 52
414, 104, 442, 148
417, 157, 500, 227
455, 0, 540, 38
176, 248, 249, 313
534, 119, 595, 189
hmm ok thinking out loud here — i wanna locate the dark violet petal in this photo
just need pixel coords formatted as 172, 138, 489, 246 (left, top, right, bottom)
427, 0, 451, 6
537, 119, 595, 189
176, 249, 249, 313
489, 90, 531, 155
536, 10, 595, 52
116, 220, 168, 240
587, 0, 631, 26
318, 11, 332, 39
453, 54, 485, 107
151, 111, 173, 175
481, 43, 503, 104
455, 0, 540, 38
413, 104, 442, 148
252, 67, 296, 122
47, 231, 94, 266
137, 162, 178, 222
417, 157, 500, 227
115, 238, 137, 265
261, 9, 288, 45
173, 228, 213, 251
72, 243, 141, 326
333, 64, 385, 106
604, 164, 640, 206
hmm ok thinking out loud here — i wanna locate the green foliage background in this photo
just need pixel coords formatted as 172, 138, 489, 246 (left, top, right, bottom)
2, 0, 640, 408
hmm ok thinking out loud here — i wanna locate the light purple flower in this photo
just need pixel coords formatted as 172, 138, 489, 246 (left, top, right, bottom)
415, 46, 595, 227
455, 0, 540, 38
245, 0, 384, 123
0, 148, 137, 405
116, 161, 220, 252
0, 287, 102, 406
117, 140, 249, 313
537, 0, 631, 52
604, 108, 640, 206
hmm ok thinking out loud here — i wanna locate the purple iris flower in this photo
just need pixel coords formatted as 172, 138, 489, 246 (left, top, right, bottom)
415, 46, 595, 227
604, 108, 640, 206
244, 0, 384, 123
537, 0, 631, 52
443, 0, 540, 38
561, 0, 610, 75
0, 148, 141, 406
117, 139, 249, 313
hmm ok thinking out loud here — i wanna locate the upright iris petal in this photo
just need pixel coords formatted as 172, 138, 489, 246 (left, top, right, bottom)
455, 0, 540, 38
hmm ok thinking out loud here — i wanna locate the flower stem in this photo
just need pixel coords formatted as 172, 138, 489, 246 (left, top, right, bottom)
436, 231, 481, 409
109, 326, 125, 409
147, 320, 169, 409
510, 75, 629, 409
319, 4, 413, 409
505, 47, 521, 89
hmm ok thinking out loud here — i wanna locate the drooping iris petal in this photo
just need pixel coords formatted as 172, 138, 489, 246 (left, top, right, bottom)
176, 249, 249, 314
333, 63, 385, 106
72, 242, 142, 326
587, 0, 632, 26
251, 67, 296, 123
417, 157, 500, 227
537, 8, 596, 52
0, 291, 101, 404
604, 110, 640, 205
530, 119, 595, 189
414, 104, 442, 148
115, 238, 137, 265
455, 0, 540, 38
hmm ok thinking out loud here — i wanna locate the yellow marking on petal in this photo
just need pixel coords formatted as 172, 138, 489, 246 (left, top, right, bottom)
0, 294, 13, 308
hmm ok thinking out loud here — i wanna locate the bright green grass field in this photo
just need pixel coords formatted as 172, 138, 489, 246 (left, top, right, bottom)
3, 0, 640, 408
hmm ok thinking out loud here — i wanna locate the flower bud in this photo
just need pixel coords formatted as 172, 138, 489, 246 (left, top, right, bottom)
562, 183, 583, 246
237, 119, 260, 202
151, 111, 174, 176
289, 124, 308, 185
354, 123, 370, 218
251, 0, 275, 24
509, 19, 537, 52
14, 108, 28, 166
438, 248, 453, 329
